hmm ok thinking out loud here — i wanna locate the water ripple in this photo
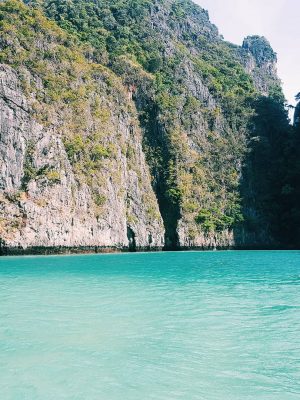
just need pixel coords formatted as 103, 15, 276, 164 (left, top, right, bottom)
0, 251, 300, 399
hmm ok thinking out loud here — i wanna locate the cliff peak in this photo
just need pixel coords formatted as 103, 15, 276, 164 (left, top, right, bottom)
239, 35, 279, 96
242, 35, 277, 66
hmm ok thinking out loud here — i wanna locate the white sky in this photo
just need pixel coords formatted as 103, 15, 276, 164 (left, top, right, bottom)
195, 0, 299, 105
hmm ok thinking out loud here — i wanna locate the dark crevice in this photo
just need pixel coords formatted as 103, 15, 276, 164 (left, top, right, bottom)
127, 226, 136, 252
137, 102, 181, 250
0, 238, 7, 256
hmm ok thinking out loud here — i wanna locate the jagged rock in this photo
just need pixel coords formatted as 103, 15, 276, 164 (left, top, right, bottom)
0, 64, 164, 252
0, 0, 286, 253
240, 36, 279, 95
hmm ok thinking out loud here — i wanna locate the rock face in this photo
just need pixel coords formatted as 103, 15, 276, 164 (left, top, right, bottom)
0, 0, 288, 253
0, 61, 164, 252
240, 36, 279, 95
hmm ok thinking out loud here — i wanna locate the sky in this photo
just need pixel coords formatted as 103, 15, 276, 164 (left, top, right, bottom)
195, 0, 299, 106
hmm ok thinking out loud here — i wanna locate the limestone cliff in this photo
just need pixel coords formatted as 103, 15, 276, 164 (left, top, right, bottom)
0, 0, 289, 253
240, 35, 279, 96
0, 1, 164, 253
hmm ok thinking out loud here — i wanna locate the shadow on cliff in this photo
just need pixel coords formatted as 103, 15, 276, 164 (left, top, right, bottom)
239, 94, 300, 248
138, 102, 181, 250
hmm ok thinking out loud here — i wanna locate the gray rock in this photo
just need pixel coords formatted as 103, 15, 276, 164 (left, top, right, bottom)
0, 65, 165, 252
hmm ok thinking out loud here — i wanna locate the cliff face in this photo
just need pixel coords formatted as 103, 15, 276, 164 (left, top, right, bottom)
0, 2, 164, 253
240, 35, 279, 96
0, 66, 164, 252
0, 0, 289, 253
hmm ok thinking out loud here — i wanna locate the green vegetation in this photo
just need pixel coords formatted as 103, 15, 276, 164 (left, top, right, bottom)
45, 169, 60, 183
18, 0, 282, 244
92, 193, 106, 207
241, 93, 293, 243
21, 141, 37, 190
245, 92, 300, 248
1, 0, 295, 248
195, 204, 244, 233
20, 1, 256, 229
0, 0, 130, 194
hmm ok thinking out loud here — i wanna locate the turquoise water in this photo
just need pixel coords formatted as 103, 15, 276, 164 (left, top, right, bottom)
0, 251, 300, 399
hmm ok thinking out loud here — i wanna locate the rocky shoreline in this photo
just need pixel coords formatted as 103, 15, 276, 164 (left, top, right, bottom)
1, 243, 296, 256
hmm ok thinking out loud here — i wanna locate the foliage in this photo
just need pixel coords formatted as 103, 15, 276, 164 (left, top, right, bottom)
45, 169, 60, 183
21, 140, 37, 190
195, 205, 243, 233
242, 94, 293, 243
19, 0, 267, 244
92, 193, 106, 207
1, 0, 294, 247
0, 0, 128, 193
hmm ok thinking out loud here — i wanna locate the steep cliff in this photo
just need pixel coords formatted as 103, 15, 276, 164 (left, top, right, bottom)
240, 35, 280, 96
0, 0, 164, 253
0, 0, 291, 253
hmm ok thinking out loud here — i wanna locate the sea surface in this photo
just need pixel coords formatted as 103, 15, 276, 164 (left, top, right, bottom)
0, 251, 300, 399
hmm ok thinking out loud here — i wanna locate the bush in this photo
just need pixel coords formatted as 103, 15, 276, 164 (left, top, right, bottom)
195, 206, 243, 233
64, 135, 85, 162
93, 193, 106, 206
91, 144, 110, 160
46, 169, 60, 183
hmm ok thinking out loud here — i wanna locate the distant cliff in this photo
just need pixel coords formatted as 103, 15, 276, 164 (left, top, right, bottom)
0, 0, 295, 254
